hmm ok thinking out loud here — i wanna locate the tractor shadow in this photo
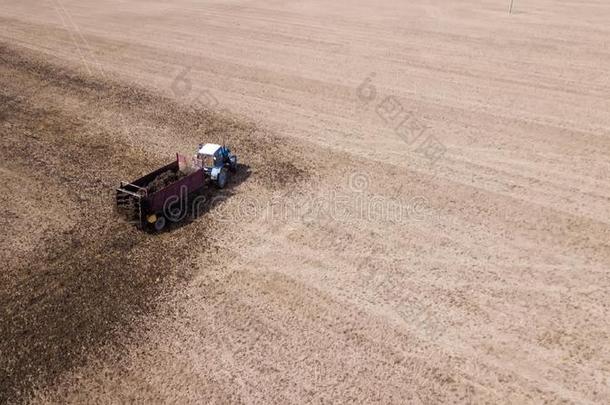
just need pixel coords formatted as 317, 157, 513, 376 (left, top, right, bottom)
163, 163, 252, 232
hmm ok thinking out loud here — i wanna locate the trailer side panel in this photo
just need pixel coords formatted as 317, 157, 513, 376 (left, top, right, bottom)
146, 169, 206, 214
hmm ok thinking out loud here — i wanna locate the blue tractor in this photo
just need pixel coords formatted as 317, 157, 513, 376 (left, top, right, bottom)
196, 143, 238, 188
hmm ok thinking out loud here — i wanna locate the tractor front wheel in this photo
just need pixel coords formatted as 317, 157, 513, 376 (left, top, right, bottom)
216, 168, 229, 189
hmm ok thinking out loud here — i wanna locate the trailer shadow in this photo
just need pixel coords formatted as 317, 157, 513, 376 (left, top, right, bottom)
162, 163, 252, 232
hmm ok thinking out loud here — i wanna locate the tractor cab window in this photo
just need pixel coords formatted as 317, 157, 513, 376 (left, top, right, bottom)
200, 154, 213, 168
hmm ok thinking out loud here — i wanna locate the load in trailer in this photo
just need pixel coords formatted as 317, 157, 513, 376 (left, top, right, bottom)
116, 143, 237, 231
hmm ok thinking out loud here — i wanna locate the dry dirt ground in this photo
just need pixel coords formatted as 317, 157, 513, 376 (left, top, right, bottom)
0, 0, 609, 403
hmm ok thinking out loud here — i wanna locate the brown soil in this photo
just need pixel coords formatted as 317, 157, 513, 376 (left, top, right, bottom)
1, 1, 609, 404
0, 42, 311, 403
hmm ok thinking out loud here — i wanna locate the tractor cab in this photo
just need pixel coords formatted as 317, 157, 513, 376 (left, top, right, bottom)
197, 143, 223, 168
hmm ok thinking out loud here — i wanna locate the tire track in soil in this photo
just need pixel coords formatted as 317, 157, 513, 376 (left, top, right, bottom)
0, 43, 311, 403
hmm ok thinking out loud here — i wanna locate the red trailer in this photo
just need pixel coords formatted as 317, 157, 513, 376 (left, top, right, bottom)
116, 154, 205, 231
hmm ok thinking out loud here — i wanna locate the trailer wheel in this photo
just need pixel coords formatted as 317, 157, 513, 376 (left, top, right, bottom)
153, 215, 166, 232
216, 168, 229, 189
